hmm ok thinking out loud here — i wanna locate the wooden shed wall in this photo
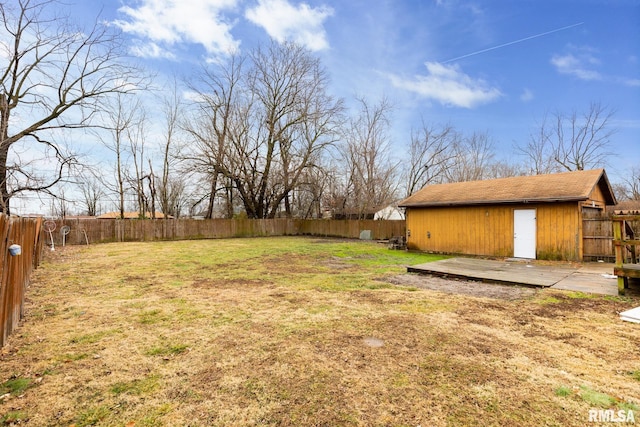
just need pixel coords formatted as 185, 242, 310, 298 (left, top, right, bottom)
586, 184, 608, 207
405, 202, 582, 260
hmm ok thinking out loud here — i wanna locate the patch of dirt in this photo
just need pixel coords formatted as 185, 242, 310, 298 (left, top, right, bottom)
385, 273, 538, 300
192, 278, 274, 288
310, 238, 355, 244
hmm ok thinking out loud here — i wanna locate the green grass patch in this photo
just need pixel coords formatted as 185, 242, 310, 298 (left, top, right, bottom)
60, 353, 89, 362
537, 296, 562, 304
69, 329, 120, 345
579, 385, 617, 408
74, 405, 111, 427
136, 403, 173, 427
110, 374, 160, 395
1, 411, 28, 424
0, 377, 33, 396
554, 385, 572, 397
326, 242, 444, 272
146, 343, 189, 357
138, 309, 168, 325
565, 291, 596, 299
559, 384, 639, 411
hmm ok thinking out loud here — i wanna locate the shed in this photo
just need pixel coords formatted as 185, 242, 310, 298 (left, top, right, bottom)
398, 169, 616, 261
374, 204, 405, 220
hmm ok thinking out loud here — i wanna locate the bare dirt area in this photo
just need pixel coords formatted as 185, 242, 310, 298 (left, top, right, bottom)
1, 238, 639, 426
385, 273, 539, 300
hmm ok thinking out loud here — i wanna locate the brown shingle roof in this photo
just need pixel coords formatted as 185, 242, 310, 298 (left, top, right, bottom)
399, 169, 616, 207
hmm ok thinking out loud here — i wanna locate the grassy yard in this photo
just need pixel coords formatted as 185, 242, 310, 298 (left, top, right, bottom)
1, 236, 639, 426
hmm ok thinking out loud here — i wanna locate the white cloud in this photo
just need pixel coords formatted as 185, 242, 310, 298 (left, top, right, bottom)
245, 0, 333, 51
520, 88, 534, 102
389, 62, 502, 108
550, 52, 602, 81
129, 41, 176, 60
113, 0, 240, 57
622, 78, 640, 87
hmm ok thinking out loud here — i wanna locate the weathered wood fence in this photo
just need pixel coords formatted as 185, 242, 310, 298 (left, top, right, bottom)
43, 219, 407, 246
612, 213, 640, 295
0, 215, 43, 347
583, 214, 640, 262
582, 216, 614, 261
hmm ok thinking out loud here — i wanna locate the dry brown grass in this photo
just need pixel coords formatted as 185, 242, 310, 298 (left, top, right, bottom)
1, 237, 639, 426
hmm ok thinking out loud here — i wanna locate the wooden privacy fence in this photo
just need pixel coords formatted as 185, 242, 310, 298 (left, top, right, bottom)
0, 215, 43, 347
612, 213, 640, 295
43, 218, 406, 246
582, 216, 614, 261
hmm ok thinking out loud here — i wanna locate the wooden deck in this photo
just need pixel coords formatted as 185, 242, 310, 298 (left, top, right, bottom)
614, 264, 640, 278
408, 258, 575, 287
408, 258, 620, 296
612, 213, 640, 295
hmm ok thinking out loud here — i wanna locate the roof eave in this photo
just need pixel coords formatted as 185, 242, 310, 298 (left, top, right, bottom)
400, 196, 588, 208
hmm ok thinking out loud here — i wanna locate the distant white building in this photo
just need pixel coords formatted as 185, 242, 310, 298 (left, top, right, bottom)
374, 204, 405, 220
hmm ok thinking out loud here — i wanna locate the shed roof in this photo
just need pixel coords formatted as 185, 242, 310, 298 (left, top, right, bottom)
399, 169, 617, 208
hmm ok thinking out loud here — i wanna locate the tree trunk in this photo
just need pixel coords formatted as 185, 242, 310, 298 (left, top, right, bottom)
0, 94, 11, 214
0, 144, 10, 215
205, 175, 217, 219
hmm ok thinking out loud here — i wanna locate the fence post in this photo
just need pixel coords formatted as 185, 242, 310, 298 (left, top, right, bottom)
613, 218, 626, 295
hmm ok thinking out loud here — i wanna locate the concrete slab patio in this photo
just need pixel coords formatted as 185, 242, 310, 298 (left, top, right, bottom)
407, 258, 620, 296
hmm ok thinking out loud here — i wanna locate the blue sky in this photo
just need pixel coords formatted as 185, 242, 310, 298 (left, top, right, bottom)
69, 0, 640, 182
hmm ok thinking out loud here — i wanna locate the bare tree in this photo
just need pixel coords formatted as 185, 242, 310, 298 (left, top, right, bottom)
185, 41, 343, 219
518, 102, 616, 173
444, 131, 495, 182
96, 94, 143, 218
405, 122, 458, 195
157, 78, 186, 218
185, 53, 244, 219
0, 0, 145, 213
484, 160, 525, 179
145, 159, 157, 218
289, 159, 332, 218
616, 167, 640, 201
125, 106, 148, 218
340, 96, 398, 218
49, 188, 71, 218
516, 113, 560, 175
243, 41, 343, 218
79, 171, 106, 216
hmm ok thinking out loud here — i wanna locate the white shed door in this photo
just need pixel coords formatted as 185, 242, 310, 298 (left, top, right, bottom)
514, 209, 536, 259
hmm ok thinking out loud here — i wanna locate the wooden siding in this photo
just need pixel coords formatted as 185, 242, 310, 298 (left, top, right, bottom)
405, 202, 582, 260
585, 183, 608, 208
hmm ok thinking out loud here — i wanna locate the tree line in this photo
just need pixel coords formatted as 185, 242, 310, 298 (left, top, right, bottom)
2, 0, 638, 219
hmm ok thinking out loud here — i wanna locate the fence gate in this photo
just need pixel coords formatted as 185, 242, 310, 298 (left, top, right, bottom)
582, 207, 613, 262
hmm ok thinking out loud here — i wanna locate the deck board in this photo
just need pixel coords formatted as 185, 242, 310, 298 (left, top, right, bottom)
614, 264, 640, 279
408, 258, 620, 295
408, 258, 574, 287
